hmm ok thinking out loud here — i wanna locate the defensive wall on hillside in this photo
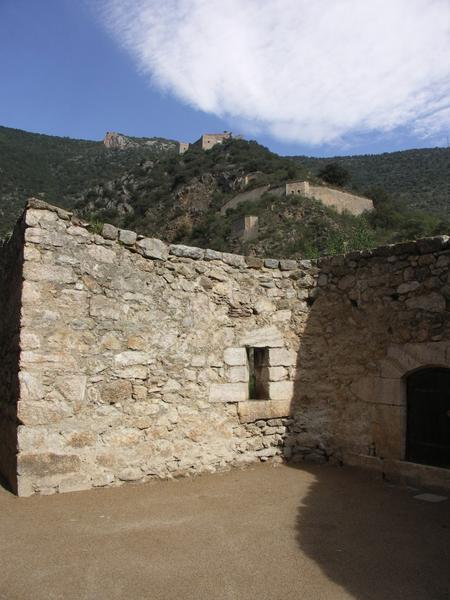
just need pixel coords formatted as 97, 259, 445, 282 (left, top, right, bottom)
221, 181, 373, 216
0, 199, 449, 496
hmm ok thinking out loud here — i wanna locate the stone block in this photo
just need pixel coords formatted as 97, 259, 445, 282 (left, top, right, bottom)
406, 292, 446, 312
24, 207, 58, 227
228, 366, 249, 383
19, 371, 45, 401
204, 248, 223, 261
90, 295, 129, 320
372, 405, 405, 460
102, 223, 118, 240
55, 375, 87, 405
221, 252, 246, 268
209, 383, 248, 403
268, 381, 294, 401
268, 348, 297, 366
88, 245, 116, 264
265, 366, 287, 381
238, 399, 291, 423
264, 258, 279, 269
223, 347, 247, 366
100, 380, 133, 404
113, 365, 148, 379
119, 229, 137, 245
136, 237, 169, 260
279, 259, 297, 271
416, 236, 449, 254
253, 299, 275, 314
169, 244, 205, 259
18, 400, 72, 426
245, 256, 264, 269
24, 263, 77, 284
239, 327, 284, 348
17, 453, 81, 477
114, 351, 152, 368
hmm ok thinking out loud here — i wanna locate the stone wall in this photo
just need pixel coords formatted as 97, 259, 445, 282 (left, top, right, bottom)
309, 184, 373, 215
0, 220, 25, 491
13, 200, 318, 496
308, 237, 450, 486
193, 133, 232, 150
285, 181, 373, 215
2, 199, 449, 496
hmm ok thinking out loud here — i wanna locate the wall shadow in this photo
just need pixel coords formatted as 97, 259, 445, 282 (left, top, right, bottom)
0, 215, 25, 494
289, 462, 450, 600
282, 256, 450, 600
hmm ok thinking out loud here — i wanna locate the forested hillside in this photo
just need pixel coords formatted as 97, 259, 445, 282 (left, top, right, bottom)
0, 125, 176, 237
294, 148, 449, 215
1, 125, 448, 258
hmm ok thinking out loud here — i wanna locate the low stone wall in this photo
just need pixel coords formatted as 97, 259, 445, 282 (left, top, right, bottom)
1, 199, 449, 496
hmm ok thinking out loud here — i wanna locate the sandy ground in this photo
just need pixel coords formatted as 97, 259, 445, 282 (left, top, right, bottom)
0, 463, 449, 600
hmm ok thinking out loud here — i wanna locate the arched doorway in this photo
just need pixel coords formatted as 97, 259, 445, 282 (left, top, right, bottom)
406, 368, 450, 469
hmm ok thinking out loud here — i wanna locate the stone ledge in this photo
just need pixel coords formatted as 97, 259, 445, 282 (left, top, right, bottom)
237, 399, 291, 423
342, 452, 450, 491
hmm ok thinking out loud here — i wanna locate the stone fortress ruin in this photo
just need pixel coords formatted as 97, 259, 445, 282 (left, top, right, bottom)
1, 199, 449, 496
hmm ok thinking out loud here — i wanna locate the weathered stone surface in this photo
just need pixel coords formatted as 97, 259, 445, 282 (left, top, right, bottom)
279, 259, 297, 271
88, 245, 116, 264
405, 293, 446, 312
238, 400, 291, 423
239, 327, 284, 348
90, 295, 129, 320
245, 256, 264, 269
102, 223, 118, 240
264, 259, 279, 269
268, 348, 297, 367
169, 244, 205, 260
24, 263, 77, 283
228, 366, 249, 383
136, 237, 169, 260
204, 248, 223, 261
119, 229, 137, 245
114, 351, 152, 368
18, 453, 81, 477
209, 383, 248, 403
100, 380, 132, 404
223, 347, 247, 366
3, 200, 450, 497
268, 381, 295, 401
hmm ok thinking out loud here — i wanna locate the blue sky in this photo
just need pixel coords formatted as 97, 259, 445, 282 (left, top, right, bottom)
1, 0, 449, 157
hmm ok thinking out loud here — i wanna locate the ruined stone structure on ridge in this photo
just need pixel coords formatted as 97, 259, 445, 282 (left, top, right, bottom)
1, 199, 449, 496
286, 180, 374, 215
176, 141, 190, 155
193, 131, 233, 150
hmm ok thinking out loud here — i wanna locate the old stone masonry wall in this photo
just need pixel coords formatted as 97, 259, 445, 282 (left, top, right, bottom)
2, 199, 450, 496
13, 200, 318, 496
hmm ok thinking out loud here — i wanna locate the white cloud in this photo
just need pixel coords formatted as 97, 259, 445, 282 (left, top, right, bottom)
97, 0, 450, 146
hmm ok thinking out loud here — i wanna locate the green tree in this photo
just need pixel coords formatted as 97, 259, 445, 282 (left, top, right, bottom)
318, 163, 351, 187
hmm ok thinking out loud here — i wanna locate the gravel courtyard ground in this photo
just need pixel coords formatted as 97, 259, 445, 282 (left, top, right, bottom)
0, 463, 449, 600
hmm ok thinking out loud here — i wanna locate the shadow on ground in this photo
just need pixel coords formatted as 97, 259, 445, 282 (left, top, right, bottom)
292, 462, 450, 600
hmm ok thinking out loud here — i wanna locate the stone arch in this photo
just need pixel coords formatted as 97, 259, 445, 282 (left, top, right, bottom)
351, 342, 450, 461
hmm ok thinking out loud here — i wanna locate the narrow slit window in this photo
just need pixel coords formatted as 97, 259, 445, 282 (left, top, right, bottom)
247, 347, 269, 400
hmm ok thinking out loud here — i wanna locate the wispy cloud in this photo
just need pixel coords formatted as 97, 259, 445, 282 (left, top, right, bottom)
96, 0, 450, 146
